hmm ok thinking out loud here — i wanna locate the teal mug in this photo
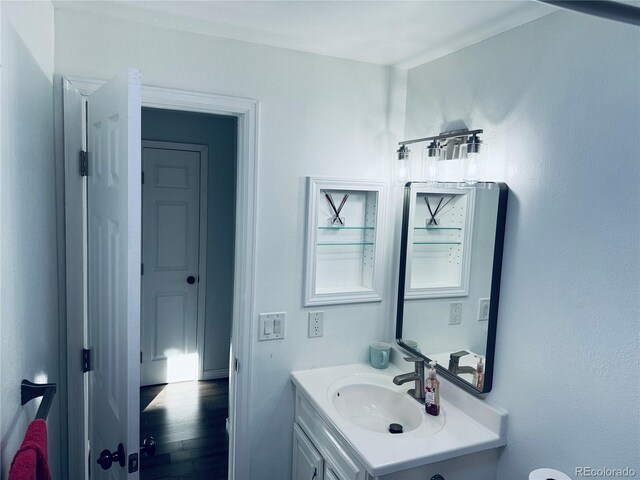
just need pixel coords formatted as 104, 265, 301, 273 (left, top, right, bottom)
403, 339, 421, 353
370, 342, 391, 369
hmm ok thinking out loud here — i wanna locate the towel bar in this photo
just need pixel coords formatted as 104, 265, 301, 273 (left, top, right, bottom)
21, 379, 57, 421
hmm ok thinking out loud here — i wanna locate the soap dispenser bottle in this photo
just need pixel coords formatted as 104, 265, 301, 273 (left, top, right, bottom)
474, 356, 485, 390
425, 361, 440, 416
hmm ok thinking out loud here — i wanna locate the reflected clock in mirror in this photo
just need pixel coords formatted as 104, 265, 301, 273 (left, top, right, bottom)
396, 182, 508, 393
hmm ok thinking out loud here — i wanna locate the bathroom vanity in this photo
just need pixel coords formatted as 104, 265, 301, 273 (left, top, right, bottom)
291, 181, 509, 479
291, 362, 506, 480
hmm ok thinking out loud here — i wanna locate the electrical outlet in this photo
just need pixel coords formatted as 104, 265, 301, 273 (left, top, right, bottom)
449, 302, 463, 325
308, 311, 324, 338
478, 298, 490, 321
258, 312, 285, 341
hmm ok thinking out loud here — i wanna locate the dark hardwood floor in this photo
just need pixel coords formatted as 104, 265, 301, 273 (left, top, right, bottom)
140, 379, 229, 480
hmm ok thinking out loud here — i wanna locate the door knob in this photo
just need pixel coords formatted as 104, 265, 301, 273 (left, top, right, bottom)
96, 443, 125, 470
140, 436, 156, 457
187, 276, 196, 284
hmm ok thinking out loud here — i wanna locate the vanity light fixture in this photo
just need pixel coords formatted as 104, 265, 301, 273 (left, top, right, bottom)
397, 128, 484, 185
460, 134, 487, 186
395, 144, 411, 185
422, 140, 441, 184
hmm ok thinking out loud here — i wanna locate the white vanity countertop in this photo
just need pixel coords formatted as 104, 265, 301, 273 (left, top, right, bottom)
291, 362, 507, 477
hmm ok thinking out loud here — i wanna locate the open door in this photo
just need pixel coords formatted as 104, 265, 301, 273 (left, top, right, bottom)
87, 68, 142, 478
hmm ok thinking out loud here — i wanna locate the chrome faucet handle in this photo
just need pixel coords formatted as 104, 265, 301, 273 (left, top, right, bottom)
404, 357, 425, 376
401, 357, 426, 403
449, 350, 470, 360
403, 356, 423, 363
448, 350, 471, 374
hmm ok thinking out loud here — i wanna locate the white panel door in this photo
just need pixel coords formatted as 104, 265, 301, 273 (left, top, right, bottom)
141, 143, 202, 386
87, 68, 141, 479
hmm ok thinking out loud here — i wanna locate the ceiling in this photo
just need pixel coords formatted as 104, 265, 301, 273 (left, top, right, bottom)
53, 1, 558, 68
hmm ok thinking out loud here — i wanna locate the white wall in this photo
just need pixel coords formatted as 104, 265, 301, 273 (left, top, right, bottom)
141, 108, 237, 375
0, 2, 60, 478
404, 11, 639, 478
54, 9, 396, 477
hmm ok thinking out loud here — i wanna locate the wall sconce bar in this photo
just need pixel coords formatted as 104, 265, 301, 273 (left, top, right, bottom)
394, 128, 486, 185
398, 128, 483, 147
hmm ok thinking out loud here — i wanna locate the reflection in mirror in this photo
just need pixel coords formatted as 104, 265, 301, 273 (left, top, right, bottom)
396, 182, 508, 394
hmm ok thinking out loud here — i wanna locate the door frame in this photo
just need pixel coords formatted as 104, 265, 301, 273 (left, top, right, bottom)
63, 76, 258, 480
141, 140, 211, 384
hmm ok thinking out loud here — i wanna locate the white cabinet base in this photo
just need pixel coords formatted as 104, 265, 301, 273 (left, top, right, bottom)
293, 387, 500, 480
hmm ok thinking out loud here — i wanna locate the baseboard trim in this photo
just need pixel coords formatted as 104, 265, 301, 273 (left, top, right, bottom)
202, 368, 229, 380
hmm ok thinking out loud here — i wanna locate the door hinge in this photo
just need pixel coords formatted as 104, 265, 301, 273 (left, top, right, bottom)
82, 348, 92, 373
79, 151, 88, 177
141, 171, 144, 184
234, 358, 239, 372
140, 351, 143, 364
141, 263, 144, 276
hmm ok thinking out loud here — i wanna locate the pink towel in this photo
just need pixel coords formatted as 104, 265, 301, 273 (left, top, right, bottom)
8, 419, 51, 480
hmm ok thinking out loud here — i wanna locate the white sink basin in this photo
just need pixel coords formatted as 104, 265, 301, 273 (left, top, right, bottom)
327, 373, 444, 435
330, 381, 422, 433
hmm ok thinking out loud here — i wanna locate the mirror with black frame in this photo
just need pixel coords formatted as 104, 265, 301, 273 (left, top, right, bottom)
396, 182, 508, 394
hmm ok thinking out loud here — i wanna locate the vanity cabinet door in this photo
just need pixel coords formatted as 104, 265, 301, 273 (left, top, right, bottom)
324, 466, 340, 480
296, 392, 367, 480
294, 424, 324, 480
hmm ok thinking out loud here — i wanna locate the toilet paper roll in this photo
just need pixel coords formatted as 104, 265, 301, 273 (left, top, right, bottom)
529, 468, 571, 480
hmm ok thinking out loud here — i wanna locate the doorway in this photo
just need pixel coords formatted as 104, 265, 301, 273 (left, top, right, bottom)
139, 109, 237, 478
63, 76, 257, 479
140, 108, 237, 383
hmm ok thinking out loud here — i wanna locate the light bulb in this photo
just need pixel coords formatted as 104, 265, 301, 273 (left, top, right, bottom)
463, 152, 479, 185
396, 158, 410, 185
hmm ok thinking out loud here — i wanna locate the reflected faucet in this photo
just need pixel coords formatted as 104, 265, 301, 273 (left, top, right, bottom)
448, 350, 477, 375
393, 357, 425, 404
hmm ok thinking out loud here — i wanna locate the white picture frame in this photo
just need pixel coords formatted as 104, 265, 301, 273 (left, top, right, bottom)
404, 184, 476, 299
304, 177, 387, 306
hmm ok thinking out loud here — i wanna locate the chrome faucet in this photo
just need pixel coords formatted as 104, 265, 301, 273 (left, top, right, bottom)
448, 350, 477, 375
393, 357, 425, 404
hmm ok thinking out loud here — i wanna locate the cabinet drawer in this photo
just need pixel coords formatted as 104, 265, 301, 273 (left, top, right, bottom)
296, 393, 366, 480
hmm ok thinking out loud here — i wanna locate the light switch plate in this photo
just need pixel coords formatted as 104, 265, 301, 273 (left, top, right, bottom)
259, 312, 285, 341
